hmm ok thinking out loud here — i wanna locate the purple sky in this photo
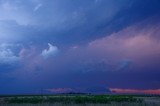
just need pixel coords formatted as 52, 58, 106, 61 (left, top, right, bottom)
0, 0, 160, 94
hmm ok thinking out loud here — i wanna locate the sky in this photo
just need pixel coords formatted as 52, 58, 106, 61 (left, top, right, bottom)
0, 0, 160, 95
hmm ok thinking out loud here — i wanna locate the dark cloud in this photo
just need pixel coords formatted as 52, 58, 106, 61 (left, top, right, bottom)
1, 0, 160, 45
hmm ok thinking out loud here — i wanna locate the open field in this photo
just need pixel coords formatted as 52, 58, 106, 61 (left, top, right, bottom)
0, 95, 160, 106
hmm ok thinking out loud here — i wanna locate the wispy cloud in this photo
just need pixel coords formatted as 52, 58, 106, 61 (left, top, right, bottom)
34, 3, 42, 11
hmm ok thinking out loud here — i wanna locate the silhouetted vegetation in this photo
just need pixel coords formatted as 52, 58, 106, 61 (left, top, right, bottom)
3, 95, 142, 104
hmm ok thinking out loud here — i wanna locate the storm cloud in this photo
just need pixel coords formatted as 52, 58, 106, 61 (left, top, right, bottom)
0, 0, 160, 94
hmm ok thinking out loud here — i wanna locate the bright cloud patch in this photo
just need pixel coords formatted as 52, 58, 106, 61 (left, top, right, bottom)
0, 44, 19, 64
41, 43, 59, 59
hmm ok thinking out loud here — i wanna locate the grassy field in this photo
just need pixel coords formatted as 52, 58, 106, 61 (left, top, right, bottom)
0, 95, 160, 106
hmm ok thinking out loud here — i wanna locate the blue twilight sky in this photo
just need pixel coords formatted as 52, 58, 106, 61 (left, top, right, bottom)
0, 0, 160, 94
